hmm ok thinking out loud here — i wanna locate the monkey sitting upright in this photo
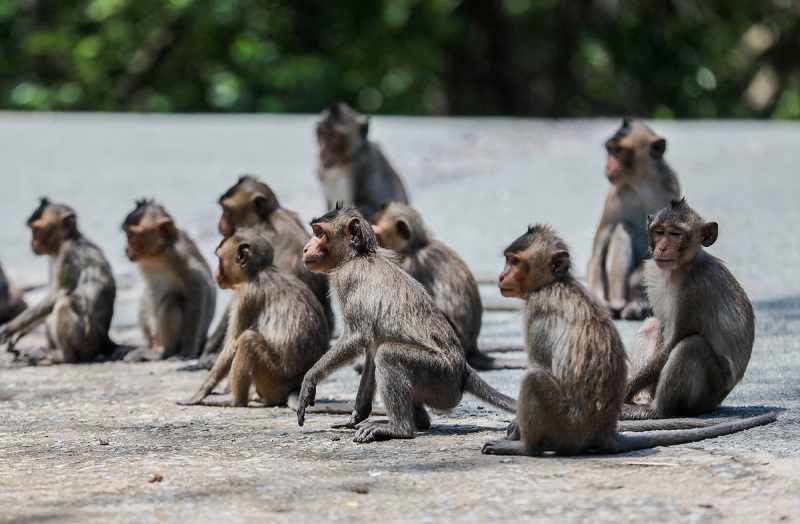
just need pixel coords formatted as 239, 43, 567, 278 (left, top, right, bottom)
0, 198, 117, 363
179, 230, 329, 407
296, 204, 516, 443
587, 118, 681, 320
481, 224, 774, 457
316, 102, 409, 222
623, 198, 755, 420
0, 258, 26, 324
122, 200, 216, 362
371, 202, 525, 370
195, 176, 332, 366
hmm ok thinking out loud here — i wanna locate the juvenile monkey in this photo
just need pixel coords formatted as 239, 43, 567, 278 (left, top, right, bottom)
200, 176, 332, 358
0, 198, 117, 363
316, 102, 409, 222
371, 202, 525, 370
587, 118, 681, 320
481, 225, 774, 456
296, 204, 516, 443
179, 230, 329, 407
123, 200, 216, 362
623, 198, 755, 420
0, 259, 26, 324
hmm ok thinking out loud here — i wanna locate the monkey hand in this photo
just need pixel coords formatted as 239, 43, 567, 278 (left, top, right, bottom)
296, 380, 317, 426
331, 410, 366, 429
177, 389, 209, 406
0, 323, 12, 345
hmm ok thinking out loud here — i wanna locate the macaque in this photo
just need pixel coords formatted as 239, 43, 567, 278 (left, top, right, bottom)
202, 176, 332, 356
122, 200, 216, 361
587, 118, 681, 320
623, 199, 755, 420
316, 102, 409, 222
371, 202, 525, 370
481, 225, 774, 456
179, 230, 329, 407
0, 198, 117, 363
296, 204, 516, 443
0, 259, 26, 324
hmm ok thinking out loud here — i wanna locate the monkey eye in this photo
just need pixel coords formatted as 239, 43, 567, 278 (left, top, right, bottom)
653, 227, 664, 236
668, 229, 682, 237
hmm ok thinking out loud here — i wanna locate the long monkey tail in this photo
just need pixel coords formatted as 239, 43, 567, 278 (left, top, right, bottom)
463, 367, 517, 413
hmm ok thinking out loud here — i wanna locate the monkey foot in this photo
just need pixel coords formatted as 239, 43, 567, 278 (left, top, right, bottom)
352, 423, 414, 443
481, 438, 529, 456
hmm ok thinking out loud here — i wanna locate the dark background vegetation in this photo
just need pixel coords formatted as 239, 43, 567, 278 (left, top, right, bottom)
2, 0, 799, 118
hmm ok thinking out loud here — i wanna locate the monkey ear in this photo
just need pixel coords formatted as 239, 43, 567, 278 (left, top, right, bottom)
236, 243, 251, 268
359, 116, 370, 137
252, 194, 268, 217
396, 220, 411, 241
60, 213, 76, 232
157, 218, 177, 240
650, 138, 667, 159
550, 251, 570, 278
347, 218, 364, 249
646, 214, 654, 227
701, 222, 718, 247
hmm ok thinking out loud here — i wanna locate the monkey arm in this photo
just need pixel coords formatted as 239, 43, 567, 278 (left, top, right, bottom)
296, 332, 367, 426
0, 289, 59, 344
200, 302, 230, 358
331, 350, 376, 429
178, 333, 235, 405
626, 347, 670, 401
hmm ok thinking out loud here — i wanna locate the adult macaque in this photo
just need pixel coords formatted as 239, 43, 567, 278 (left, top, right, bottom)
316, 102, 409, 222
0, 198, 117, 363
371, 202, 525, 370
587, 118, 681, 320
481, 225, 774, 456
122, 200, 216, 362
0, 259, 26, 324
296, 204, 516, 443
179, 230, 329, 407
623, 199, 755, 420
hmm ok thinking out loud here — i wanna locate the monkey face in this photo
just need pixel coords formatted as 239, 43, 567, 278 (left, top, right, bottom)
214, 240, 243, 289
316, 124, 348, 169
28, 213, 67, 256
499, 253, 533, 299
123, 218, 176, 262
303, 224, 337, 274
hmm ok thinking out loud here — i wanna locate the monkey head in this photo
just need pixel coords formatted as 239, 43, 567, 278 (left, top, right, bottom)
371, 202, 429, 254
604, 118, 667, 185
215, 229, 275, 289
304, 203, 377, 274
646, 198, 718, 271
218, 175, 280, 237
499, 225, 571, 299
122, 200, 179, 262
316, 102, 369, 169
26, 198, 78, 256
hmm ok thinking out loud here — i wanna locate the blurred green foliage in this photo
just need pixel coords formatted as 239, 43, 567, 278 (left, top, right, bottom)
1, 0, 799, 118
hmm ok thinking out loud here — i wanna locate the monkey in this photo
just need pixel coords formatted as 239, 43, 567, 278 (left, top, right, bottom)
371, 202, 526, 370
0, 258, 26, 324
122, 199, 216, 362
0, 198, 117, 363
178, 230, 329, 407
621, 198, 756, 420
295, 204, 517, 443
587, 118, 681, 320
185, 175, 333, 371
481, 224, 775, 456
316, 102, 409, 222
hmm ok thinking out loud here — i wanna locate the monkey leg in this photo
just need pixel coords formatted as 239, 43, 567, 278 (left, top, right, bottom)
49, 296, 105, 363
353, 343, 461, 443
234, 330, 294, 407
604, 223, 636, 316
623, 335, 728, 419
157, 292, 185, 359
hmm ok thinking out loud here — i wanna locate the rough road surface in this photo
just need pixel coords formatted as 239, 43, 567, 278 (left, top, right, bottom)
0, 114, 798, 522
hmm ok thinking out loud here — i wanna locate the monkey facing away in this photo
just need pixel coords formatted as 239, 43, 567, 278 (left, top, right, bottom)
179, 230, 329, 407
122, 200, 216, 362
296, 204, 516, 443
0, 198, 117, 363
587, 118, 681, 320
481, 224, 774, 456
316, 102, 409, 222
0, 258, 26, 324
371, 202, 525, 370
622, 198, 755, 420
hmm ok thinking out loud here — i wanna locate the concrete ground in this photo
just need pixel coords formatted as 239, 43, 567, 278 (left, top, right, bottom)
0, 113, 798, 522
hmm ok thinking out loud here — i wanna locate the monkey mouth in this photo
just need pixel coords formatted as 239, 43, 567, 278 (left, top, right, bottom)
653, 257, 675, 263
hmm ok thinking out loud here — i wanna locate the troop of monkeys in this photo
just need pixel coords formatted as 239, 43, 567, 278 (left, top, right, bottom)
0, 104, 776, 455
